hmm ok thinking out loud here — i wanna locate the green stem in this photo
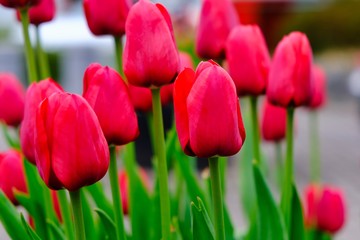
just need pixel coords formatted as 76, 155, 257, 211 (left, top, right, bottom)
151, 88, 171, 240
275, 142, 283, 190
208, 157, 225, 240
35, 25, 50, 79
219, 156, 227, 196
114, 37, 125, 80
250, 96, 261, 164
109, 145, 127, 240
19, 8, 38, 83
69, 190, 86, 240
280, 107, 295, 229
309, 111, 321, 183
58, 190, 75, 240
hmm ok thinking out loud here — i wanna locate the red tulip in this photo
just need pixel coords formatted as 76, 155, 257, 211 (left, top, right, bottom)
226, 25, 271, 97
196, 0, 239, 60
34, 92, 109, 191
267, 31, 313, 108
83, 63, 139, 145
0, 150, 27, 205
0, 0, 39, 8
308, 65, 327, 109
20, 78, 63, 164
174, 60, 246, 158
16, 0, 55, 26
0, 73, 25, 127
179, 51, 194, 70
83, 0, 131, 36
51, 191, 62, 222
261, 99, 287, 142
304, 184, 346, 234
123, 0, 180, 88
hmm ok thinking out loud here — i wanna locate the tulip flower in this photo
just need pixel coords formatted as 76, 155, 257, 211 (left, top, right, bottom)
304, 184, 346, 235
267, 31, 313, 107
83, 0, 131, 37
196, 0, 239, 60
0, 150, 27, 205
226, 25, 271, 96
174, 60, 246, 158
83, 63, 139, 145
261, 99, 287, 142
179, 51, 194, 70
34, 92, 109, 191
0, 73, 25, 127
0, 0, 39, 8
16, 0, 55, 26
308, 65, 327, 109
20, 78, 63, 164
123, 0, 180, 88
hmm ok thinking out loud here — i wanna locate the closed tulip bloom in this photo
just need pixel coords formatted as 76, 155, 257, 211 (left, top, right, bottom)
267, 31, 313, 107
20, 78, 63, 164
174, 60, 246, 158
308, 65, 327, 109
261, 99, 286, 142
83, 0, 131, 36
196, 0, 239, 60
0, 150, 27, 205
83, 63, 139, 145
0, 73, 25, 127
179, 51, 194, 70
16, 0, 55, 26
0, 0, 39, 8
226, 25, 271, 96
34, 92, 109, 191
123, 0, 180, 88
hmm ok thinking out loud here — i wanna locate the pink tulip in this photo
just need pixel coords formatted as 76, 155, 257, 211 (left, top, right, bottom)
16, 0, 55, 26
308, 65, 327, 109
261, 99, 287, 142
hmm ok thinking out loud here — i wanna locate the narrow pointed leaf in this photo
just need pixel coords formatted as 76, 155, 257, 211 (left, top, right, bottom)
95, 208, 116, 239
190, 197, 215, 240
290, 185, 306, 240
47, 220, 66, 240
20, 214, 41, 240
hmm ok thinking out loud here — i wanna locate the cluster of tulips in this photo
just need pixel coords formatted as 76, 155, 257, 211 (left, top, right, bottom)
0, 0, 346, 240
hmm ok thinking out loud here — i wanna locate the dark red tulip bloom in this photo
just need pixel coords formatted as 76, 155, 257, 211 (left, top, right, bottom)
196, 0, 239, 60
261, 99, 286, 142
16, 0, 55, 26
308, 65, 327, 109
34, 92, 109, 191
226, 25, 271, 96
267, 31, 313, 107
0, 73, 25, 127
83, 63, 139, 145
0, 0, 39, 8
123, 0, 180, 88
304, 184, 346, 235
174, 60, 246, 158
83, 0, 131, 36
0, 150, 27, 205
20, 78, 63, 164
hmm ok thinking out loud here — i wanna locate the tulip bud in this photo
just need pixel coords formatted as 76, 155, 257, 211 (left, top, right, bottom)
34, 92, 109, 191
308, 65, 327, 109
226, 25, 271, 97
174, 60, 246, 158
267, 31, 313, 107
0, 73, 25, 127
83, 0, 131, 36
179, 51, 194, 70
16, 0, 56, 26
83, 63, 139, 145
0, 0, 39, 8
123, 0, 180, 88
20, 78, 63, 164
0, 150, 27, 205
261, 99, 287, 142
196, 0, 239, 60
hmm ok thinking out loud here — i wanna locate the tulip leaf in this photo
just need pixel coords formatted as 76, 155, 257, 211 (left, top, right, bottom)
81, 191, 97, 240
14, 191, 35, 217
86, 182, 113, 218
20, 213, 41, 240
0, 123, 20, 149
224, 204, 235, 240
0, 191, 30, 240
46, 219, 66, 240
95, 208, 116, 240
190, 197, 215, 240
165, 123, 178, 169
289, 184, 306, 240
253, 164, 287, 240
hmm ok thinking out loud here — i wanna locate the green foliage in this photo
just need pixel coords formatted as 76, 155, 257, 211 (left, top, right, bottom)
190, 197, 215, 240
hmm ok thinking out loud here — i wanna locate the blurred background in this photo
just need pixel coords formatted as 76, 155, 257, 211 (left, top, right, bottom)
0, 0, 359, 239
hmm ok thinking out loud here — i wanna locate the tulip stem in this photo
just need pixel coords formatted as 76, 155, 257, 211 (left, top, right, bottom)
309, 111, 321, 183
280, 107, 295, 229
19, 8, 38, 83
208, 157, 225, 240
35, 26, 50, 79
275, 142, 284, 190
109, 145, 127, 240
69, 190, 86, 240
151, 88, 171, 240
58, 190, 75, 240
114, 37, 125, 81
249, 96, 261, 164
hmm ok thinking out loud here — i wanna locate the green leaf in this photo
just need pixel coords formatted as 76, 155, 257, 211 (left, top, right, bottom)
14, 191, 35, 217
47, 219, 66, 240
95, 208, 116, 240
81, 191, 97, 240
190, 197, 215, 240
20, 213, 41, 240
0, 191, 30, 240
86, 182, 113, 218
253, 165, 287, 240
224, 204, 235, 240
290, 185, 306, 240
1, 123, 20, 149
